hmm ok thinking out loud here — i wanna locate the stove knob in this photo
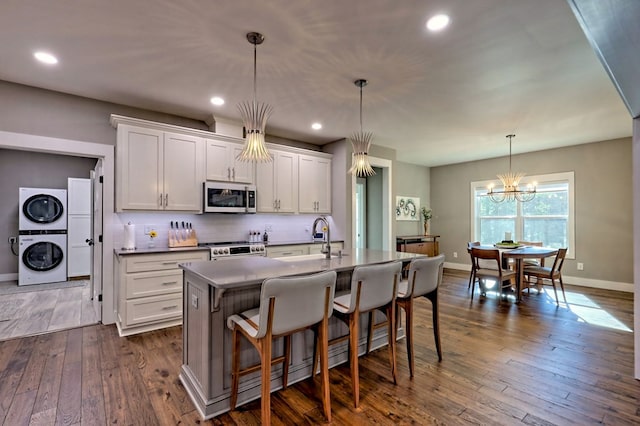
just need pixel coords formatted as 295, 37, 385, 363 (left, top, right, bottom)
213, 248, 219, 255
224, 248, 230, 254
260, 246, 265, 251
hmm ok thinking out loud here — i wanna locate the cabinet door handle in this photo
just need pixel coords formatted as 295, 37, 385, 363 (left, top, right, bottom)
159, 194, 163, 207
162, 281, 176, 285
227, 167, 231, 179
161, 261, 178, 266
278, 200, 281, 209
164, 193, 168, 207
232, 168, 236, 180
162, 305, 178, 310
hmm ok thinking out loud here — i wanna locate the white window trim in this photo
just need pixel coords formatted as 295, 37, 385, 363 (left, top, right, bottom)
470, 171, 575, 259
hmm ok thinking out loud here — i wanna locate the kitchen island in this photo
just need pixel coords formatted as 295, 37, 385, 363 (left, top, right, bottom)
179, 249, 424, 419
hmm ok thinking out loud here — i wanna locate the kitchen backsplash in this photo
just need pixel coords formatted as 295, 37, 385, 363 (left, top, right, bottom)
115, 212, 338, 249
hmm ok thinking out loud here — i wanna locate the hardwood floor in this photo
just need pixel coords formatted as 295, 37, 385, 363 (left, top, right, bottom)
0, 271, 637, 425
0, 281, 98, 341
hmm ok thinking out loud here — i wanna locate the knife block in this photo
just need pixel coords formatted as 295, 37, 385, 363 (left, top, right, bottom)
169, 230, 198, 248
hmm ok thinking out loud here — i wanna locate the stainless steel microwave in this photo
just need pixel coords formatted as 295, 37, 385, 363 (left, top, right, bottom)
203, 182, 257, 213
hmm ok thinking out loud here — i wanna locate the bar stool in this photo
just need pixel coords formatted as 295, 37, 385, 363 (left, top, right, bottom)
227, 270, 337, 424
330, 261, 401, 408
395, 254, 445, 376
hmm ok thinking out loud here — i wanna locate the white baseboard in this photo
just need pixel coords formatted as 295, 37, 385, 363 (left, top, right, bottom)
0, 273, 18, 282
444, 262, 634, 293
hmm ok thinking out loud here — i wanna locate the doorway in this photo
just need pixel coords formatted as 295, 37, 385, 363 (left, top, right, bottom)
352, 156, 393, 250
0, 130, 115, 340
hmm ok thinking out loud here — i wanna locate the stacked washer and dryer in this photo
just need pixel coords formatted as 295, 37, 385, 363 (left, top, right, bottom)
18, 188, 68, 286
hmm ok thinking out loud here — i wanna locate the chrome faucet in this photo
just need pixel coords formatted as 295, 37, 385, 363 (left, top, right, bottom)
312, 216, 331, 259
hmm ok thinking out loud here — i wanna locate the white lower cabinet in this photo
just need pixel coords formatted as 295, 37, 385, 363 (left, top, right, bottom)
115, 250, 209, 336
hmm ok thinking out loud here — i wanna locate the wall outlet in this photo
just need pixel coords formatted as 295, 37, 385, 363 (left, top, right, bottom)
577, 262, 584, 271
191, 294, 198, 309
265, 224, 273, 232
453, 251, 458, 258
8, 236, 17, 244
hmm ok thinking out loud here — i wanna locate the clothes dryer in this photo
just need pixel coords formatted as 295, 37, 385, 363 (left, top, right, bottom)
18, 232, 67, 285
19, 187, 68, 231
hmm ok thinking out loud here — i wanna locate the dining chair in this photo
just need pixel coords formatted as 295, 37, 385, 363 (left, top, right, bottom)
470, 247, 517, 300
517, 240, 544, 292
395, 254, 445, 376
329, 261, 401, 408
467, 241, 481, 289
227, 270, 337, 424
523, 248, 568, 306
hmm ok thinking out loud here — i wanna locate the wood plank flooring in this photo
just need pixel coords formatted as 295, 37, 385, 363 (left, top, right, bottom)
0, 271, 638, 425
0, 282, 98, 341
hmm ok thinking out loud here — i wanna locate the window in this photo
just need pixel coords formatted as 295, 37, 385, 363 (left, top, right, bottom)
470, 172, 575, 258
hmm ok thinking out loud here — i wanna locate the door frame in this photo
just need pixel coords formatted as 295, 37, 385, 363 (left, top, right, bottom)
351, 156, 393, 250
0, 130, 115, 324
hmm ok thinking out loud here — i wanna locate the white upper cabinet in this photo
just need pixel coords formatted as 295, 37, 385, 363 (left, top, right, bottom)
163, 132, 204, 211
116, 124, 204, 212
205, 138, 255, 184
256, 149, 298, 213
298, 154, 332, 214
111, 115, 332, 214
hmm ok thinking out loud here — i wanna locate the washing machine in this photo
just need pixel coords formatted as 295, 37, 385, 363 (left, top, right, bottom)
18, 232, 67, 285
19, 187, 68, 231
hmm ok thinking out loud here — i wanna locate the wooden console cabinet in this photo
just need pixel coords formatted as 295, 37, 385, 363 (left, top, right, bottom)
396, 235, 440, 257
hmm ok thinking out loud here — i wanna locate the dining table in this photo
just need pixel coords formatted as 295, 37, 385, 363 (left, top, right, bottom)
500, 246, 559, 302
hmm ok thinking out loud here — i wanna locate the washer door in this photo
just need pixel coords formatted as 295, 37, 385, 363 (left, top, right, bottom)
22, 194, 64, 225
22, 241, 64, 271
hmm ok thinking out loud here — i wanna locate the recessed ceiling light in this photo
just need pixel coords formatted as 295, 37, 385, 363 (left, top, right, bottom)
34, 51, 58, 65
426, 14, 450, 32
311, 123, 322, 130
210, 96, 225, 106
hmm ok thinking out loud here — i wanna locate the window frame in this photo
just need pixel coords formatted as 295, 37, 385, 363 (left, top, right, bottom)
470, 171, 575, 259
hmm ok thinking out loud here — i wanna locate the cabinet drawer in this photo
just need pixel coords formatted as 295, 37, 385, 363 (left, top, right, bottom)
125, 293, 182, 326
125, 251, 209, 273
126, 270, 183, 299
266, 246, 308, 258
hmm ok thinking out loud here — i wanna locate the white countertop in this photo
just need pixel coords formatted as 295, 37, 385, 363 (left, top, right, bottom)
180, 249, 424, 289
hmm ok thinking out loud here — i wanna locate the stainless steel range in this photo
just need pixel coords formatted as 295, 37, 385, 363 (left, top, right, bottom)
198, 241, 266, 259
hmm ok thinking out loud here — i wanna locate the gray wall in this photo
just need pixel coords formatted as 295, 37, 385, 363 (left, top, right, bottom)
0, 81, 208, 145
431, 137, 633, 284
395, 161, 431, 237
0, 149, 97, 274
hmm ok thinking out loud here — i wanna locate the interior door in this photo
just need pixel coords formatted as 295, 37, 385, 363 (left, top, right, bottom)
90, 159, 104, 321
356, 178, 367, 249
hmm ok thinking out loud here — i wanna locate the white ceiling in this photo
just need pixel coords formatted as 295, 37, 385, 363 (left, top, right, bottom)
0, 0, 631, 166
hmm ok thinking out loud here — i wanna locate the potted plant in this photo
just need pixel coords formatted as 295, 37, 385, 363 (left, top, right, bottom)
421, 207, 432, 235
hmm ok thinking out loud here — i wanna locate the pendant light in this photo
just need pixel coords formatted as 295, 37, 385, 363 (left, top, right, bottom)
348, 79, 376, 177
237, 32, 273, 162
487, 134, 536, 202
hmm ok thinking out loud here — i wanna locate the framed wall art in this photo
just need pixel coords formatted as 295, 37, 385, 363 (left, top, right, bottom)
395, 196, 419, 221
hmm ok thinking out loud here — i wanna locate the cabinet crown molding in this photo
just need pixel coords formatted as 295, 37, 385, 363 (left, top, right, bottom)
110, 114, 332, 158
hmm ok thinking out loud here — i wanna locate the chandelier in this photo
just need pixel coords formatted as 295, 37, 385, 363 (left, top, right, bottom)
487, 134, 536, 202
348, 79, 376, 177
237, 32, 273, 162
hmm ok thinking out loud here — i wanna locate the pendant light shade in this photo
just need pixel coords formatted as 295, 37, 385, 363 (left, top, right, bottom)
237, 32, 273, 163
348, 79, 376, 177
487, 134, 536, 202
